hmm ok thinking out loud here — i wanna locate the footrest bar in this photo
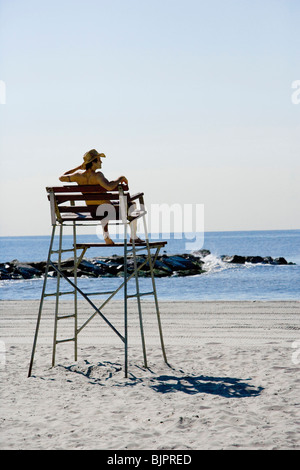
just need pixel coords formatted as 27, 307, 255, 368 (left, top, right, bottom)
51, 249, 75, 254
127, 291, 154, 299
44, 291, 75, 297
57, 314, 76, 320
127, 246, 150, 253
84, 291, 116, 296
56, 337, 75, 344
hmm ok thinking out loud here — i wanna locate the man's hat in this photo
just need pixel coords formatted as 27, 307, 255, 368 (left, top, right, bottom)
83, 149, 106, 167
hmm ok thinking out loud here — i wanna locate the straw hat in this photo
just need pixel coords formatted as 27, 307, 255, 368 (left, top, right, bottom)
83, 149, 106, 167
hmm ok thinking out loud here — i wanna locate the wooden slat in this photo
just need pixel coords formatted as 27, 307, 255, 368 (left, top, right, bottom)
47, 194, 125, 203
46, 184, 129, 193
59, 206, 95, 213
60, 215, 101, 221
75, 241, 168, 248
59, 205, 120, 213
55, 193, 123, 203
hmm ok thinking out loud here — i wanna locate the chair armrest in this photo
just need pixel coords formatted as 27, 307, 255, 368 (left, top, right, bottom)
129, 192, 144, 201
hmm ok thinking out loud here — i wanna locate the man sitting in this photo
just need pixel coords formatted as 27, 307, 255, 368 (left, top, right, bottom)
59, 149, 144, 245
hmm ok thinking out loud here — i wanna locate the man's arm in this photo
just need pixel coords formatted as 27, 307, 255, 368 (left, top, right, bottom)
59, 164, 84, 178
96, 172, 128, 190
59, 172, 80, 183
63, 164, 84, 175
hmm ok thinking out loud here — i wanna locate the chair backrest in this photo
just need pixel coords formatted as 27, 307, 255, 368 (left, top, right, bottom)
46, 184, 129, 225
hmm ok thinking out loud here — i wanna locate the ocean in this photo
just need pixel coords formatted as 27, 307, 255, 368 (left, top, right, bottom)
0, 230, 299, 301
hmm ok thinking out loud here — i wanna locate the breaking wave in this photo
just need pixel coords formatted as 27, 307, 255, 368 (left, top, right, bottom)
194, 253, 253, 275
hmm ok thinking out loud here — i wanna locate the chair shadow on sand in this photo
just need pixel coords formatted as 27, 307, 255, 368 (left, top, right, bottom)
148, 373, 264, 398
60, 360, 263, 399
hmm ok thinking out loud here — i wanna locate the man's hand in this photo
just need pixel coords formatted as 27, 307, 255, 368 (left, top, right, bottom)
119, 176, 128, 185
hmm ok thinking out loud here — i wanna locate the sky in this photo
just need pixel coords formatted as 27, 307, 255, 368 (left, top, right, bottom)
0, 0, 299, 236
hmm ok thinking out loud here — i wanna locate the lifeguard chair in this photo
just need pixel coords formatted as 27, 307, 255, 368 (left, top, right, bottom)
28, 184, 168, 377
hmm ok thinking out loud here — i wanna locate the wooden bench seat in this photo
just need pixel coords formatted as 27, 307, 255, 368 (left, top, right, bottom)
46, 184, 145, 224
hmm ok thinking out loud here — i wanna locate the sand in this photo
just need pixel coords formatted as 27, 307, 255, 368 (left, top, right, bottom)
0, 299, 299, 450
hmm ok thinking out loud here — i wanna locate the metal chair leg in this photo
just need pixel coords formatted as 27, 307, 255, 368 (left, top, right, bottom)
52, 224, 63, 367
132, 240, 148, 368
28, 225, 56, 377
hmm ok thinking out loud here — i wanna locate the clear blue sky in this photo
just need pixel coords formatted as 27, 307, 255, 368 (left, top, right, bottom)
0, 0, 299, 235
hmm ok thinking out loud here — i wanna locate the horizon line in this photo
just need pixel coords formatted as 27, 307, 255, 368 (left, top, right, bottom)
1, 228, 300, 238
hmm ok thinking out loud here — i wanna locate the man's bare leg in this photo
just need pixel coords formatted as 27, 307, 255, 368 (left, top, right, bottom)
102, 223, 115, 245
129, 217, 144, 244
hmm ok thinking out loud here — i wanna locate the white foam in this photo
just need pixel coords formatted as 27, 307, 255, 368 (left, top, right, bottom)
200, 254, 254, 275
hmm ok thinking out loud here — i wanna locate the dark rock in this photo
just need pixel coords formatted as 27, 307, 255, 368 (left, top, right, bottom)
263, 256, 274, 264
9, 260, 42, 279
78, 259, 105, 275
245, 256, 264, 264
222, 255, 246, 264
29, 261, 47, 272
153, 260, 173, 274
162, 256, 190, 271
0, 263, 12, 280
60, 259, 75, 269
222, 255, 292, 266
192, 249, 211, 257
273, 257, 288, 265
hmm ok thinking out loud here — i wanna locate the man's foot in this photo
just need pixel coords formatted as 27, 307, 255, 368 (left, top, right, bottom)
104, 238, 115, 245
130, 237, 145, 244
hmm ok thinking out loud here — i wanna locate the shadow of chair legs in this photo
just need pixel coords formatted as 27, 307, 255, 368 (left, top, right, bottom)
59, 360, 263, 398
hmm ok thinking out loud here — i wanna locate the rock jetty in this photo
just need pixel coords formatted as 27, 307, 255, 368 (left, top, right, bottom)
0, 252, 207, 280
220, 255, 295, 265
0, 250, 295, 281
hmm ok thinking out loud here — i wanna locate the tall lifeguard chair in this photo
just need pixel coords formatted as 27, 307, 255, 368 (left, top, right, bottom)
28, 184, 168, 378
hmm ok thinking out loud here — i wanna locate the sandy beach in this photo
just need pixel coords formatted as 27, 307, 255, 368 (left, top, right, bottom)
0, 299, 299, 450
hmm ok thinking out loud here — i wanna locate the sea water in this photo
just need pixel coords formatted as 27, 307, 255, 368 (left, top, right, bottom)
0, 230, 299, 301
